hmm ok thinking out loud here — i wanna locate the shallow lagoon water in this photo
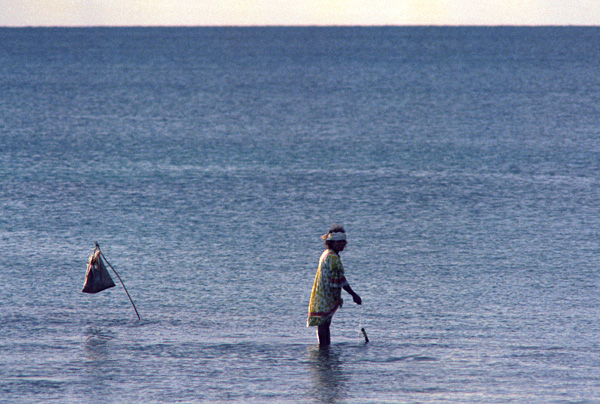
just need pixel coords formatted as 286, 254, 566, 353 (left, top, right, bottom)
1, 27, 600, 403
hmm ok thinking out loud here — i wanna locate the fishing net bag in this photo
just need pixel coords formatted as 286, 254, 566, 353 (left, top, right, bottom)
82, 249, 116, 293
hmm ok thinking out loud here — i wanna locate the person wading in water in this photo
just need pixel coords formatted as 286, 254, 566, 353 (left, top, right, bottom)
307, 225, 362, 346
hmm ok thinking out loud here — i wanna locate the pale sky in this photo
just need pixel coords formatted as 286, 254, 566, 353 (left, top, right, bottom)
1, 0, 599, 27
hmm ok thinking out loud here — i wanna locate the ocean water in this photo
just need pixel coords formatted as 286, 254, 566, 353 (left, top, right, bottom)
1, 26, 600, 403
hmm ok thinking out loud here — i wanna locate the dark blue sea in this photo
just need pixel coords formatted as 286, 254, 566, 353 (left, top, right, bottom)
1, 27, 600, 403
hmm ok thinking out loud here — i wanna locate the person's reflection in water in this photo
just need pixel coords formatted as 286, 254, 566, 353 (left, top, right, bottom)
307, 345, 348, 404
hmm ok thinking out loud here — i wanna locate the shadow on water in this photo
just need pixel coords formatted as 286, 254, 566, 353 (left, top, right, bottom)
307, 345, 348, 404
83, 326, 119, 360
79, 327, 118, 404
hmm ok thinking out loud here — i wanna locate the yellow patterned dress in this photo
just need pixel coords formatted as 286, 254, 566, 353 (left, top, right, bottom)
307, 249, 349, 327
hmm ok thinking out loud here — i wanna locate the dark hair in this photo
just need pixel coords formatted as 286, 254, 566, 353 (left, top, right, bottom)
327, 224, 345, 235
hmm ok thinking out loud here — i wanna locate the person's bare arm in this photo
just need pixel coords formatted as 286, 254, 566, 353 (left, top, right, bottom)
343, 284, 362, 304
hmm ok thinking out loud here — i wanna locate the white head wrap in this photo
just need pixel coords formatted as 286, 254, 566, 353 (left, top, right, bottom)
321, 232, 347, 241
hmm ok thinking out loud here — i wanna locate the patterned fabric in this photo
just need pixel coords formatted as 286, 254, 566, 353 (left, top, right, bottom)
307, 249, 349, 327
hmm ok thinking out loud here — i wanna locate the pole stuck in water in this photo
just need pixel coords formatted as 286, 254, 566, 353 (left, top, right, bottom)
94, 241, 141, 320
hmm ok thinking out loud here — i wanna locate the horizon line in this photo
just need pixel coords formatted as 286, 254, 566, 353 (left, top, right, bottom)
2, 24, 599, 28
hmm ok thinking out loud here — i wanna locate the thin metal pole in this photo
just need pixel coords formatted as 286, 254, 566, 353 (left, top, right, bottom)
95, 242, 141, 320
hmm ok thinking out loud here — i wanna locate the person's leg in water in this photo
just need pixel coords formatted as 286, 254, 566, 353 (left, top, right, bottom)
317, 318, 331, 346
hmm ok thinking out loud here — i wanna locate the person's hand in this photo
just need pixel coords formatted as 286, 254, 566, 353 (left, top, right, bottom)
353, 293, 362, 305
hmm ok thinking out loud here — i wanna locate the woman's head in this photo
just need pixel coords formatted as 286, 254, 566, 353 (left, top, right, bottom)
321, 225, 347, 252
